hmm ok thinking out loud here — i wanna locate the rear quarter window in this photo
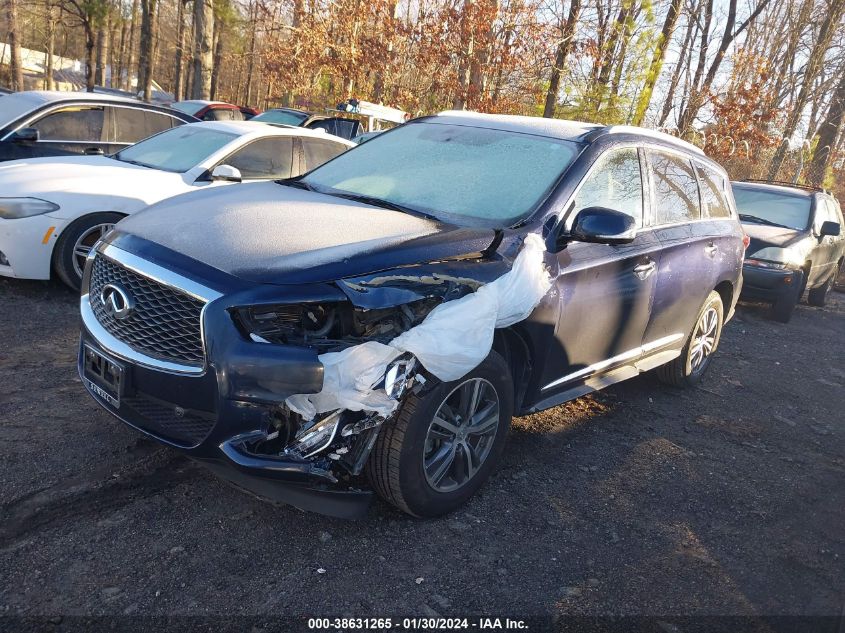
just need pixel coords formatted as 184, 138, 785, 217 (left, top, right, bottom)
650, 150, 701, 224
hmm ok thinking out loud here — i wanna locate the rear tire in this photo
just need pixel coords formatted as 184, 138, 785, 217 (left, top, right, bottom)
807, 276, 832, 307
53, 213, 122, 290
656, 291, 724, 388
367, 351, 513, 517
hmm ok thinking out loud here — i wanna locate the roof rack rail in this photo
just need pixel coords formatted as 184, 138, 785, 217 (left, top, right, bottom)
740, 179, 826, 193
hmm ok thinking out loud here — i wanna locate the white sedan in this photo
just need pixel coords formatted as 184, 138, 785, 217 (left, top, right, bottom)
0, 121, 354, 288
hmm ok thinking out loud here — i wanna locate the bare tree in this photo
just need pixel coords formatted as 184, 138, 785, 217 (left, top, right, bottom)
631, 0, 682, 125
191, 0, 213, 99
808, 66, 845, 186
543, 0, 581, 118
4, 0, 25, 90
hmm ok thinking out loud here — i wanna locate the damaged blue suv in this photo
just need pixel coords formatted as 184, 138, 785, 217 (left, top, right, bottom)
78, 112, 744, 518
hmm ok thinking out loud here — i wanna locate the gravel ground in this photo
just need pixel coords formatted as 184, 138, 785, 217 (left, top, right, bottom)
0, 275, 843, 626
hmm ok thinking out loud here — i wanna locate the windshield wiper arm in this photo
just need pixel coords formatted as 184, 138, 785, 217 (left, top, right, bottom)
738, 214, 792, 229
277, 177, 314, 191
327, 192, 438, 221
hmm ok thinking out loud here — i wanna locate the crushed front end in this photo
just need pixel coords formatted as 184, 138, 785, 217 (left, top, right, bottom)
77, 236, 491, 518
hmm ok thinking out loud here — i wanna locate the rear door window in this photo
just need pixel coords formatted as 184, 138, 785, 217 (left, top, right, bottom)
301, 138, 348, 171
31, 105, 106, 142
694, 163, 731, 218
110, 107, 175, 144
307, 118, 361, 139
224, 137, 294, 179
572, 147, 644, 226
650, 151, 701, 224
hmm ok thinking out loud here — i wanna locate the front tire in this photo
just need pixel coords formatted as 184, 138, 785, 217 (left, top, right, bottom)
807, 275, 832, 307
367, 351, 513, 517
53, 213, 122, 290
656, 291, 724, 387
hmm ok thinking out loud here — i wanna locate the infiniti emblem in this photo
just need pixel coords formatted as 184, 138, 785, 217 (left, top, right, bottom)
100, 283, 135, 320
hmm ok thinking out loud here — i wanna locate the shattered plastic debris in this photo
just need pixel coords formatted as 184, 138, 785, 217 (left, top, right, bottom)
285, 234, 551, 420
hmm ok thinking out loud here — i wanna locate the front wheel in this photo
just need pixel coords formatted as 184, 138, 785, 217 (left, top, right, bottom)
656, 291, 724, 387
53, 213, 122, 290
807, 275, 832, 307
367, 352, 513, 517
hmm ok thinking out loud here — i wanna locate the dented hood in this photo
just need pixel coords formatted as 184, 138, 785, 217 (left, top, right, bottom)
116, 181, 497, 284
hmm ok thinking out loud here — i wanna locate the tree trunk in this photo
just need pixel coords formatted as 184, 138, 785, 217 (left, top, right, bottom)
85, 26, 96, 91
191, 0, 213, 99
210, 15, 223, 99
4, 0, 25, 90
125, 0, 140, 90
631, 0, 682, 125
174, 0, 186, 101
138, 0, 157, 100
768, 0, 845, 180
542, 0, 581, 118
808, 68, 845, 187
44, 0, 55, 90
95, 22, 108, 86
658, 2, 697, 127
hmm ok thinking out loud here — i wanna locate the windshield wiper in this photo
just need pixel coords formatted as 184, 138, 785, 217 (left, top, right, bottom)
738, 213, 792, 229
326, 192, 438, 221
113, 155, 150, 168
278, 177, 314, 191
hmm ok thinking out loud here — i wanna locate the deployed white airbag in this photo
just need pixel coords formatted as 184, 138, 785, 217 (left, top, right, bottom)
286, 234, 551, 419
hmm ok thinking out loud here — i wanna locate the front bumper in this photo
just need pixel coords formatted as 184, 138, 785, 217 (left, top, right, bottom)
0, 214, 64, 279
740, 264, 802, 303
78, 242, 373, 519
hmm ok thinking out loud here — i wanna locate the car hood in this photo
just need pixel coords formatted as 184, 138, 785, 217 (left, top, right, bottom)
116, 182, 497, 285
741, 222, 806, 255
0, 155, 188, 212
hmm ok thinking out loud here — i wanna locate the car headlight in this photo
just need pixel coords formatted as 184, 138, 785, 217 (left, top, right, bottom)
233, 303, 340, 345
745, 258, 788, 270
0, 197, 60, 219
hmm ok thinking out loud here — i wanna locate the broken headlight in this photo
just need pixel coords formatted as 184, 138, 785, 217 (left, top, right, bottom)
233, 302, 342, 345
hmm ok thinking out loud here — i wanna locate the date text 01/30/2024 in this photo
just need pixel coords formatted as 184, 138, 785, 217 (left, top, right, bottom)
307, 618, 529, 630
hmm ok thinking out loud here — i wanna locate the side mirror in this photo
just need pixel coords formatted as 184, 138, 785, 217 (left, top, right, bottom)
819, 220, 841, 238
211, 164, 242, 183
12, 128, 39, 143
569, 206, 637, 245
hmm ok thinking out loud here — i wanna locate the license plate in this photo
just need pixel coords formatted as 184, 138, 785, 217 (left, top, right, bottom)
83, 345, 124, 408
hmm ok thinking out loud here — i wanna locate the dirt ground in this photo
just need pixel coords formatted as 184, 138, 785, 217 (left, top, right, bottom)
0, 274, 843, 627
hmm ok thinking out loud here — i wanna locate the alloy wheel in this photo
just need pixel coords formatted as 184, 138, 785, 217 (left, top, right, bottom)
72, 223, 115, 280
423, 378, 500, 493
689, 306, 719, 372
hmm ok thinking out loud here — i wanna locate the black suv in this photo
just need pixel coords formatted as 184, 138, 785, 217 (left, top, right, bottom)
0, 91, 197, 161
78, 112, 744, 518
734, 181, 844, 322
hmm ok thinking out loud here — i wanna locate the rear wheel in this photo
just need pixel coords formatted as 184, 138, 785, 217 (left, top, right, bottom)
53, 213, 122, 290
367, 352, 513, 517
656, 291, 724, 388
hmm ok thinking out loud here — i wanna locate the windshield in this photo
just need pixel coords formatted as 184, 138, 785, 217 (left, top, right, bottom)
170, 101, 204, 115
114, 126, 237, 172
733, 185, 812, 231
253, 110, 309, 126
300, 121, 580, 226
0, 93, 45, 127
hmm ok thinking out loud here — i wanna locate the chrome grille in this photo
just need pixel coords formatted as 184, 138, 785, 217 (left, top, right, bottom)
89, 255, 206, 366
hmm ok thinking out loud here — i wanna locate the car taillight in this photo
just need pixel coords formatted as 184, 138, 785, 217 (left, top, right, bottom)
742, 233, 751, 250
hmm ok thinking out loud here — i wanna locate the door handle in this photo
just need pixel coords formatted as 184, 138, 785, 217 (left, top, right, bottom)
633, 260, 656, 280
704, 242, 718, 257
